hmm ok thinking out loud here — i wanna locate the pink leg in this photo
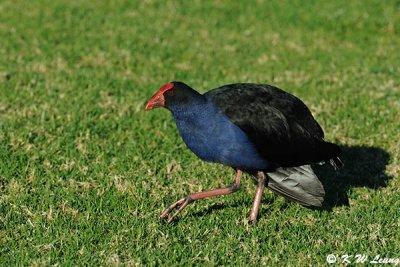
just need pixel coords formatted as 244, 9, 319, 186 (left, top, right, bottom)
161, 170, 242, 223
248, 171, 267, 224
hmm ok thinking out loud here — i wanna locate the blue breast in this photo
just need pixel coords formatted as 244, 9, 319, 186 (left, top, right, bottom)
169, 99, 271, 171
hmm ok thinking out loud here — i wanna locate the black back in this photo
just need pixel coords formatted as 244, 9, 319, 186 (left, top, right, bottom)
205, 83, 340, 167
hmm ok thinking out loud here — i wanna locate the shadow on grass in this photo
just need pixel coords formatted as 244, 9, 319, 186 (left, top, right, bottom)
313, 145, 391, 210
190, 202, 240, 218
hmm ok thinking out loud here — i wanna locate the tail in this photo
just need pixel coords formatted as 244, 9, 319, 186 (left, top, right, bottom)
267, 165, 325, 207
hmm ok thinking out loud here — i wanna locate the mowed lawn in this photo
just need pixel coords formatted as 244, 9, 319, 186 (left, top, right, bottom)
0, 0, 399, 265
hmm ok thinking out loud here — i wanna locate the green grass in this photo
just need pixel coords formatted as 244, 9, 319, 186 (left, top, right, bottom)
0, 0, 399, 265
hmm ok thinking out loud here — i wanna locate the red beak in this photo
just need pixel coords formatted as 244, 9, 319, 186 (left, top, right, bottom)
145, 91, 165, 110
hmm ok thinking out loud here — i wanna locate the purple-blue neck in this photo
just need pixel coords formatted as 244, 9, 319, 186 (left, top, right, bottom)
167, 92, 207, 120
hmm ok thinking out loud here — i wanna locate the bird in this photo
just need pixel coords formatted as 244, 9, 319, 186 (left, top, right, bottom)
145, 81, 342, 224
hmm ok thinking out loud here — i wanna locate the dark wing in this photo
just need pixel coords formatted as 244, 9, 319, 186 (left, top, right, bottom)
204, 83, 340, 167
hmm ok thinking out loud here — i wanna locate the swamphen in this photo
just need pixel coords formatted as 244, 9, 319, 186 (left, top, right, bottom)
145, 82, 342, 223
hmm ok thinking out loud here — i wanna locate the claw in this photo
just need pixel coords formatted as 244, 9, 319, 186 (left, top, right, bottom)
248, 217, 257, 225
160, 197, 190, 223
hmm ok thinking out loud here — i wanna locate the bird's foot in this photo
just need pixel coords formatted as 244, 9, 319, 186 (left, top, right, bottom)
160, 197, 191, 223
248, 216, 257, 225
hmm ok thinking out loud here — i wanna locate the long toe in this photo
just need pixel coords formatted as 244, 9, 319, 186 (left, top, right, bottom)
160, 198, 188, 222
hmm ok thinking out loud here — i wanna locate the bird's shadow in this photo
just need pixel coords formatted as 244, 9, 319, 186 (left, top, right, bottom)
313, 144, 392, 210
190, 145, 391, 217
190, 202, 240, 218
